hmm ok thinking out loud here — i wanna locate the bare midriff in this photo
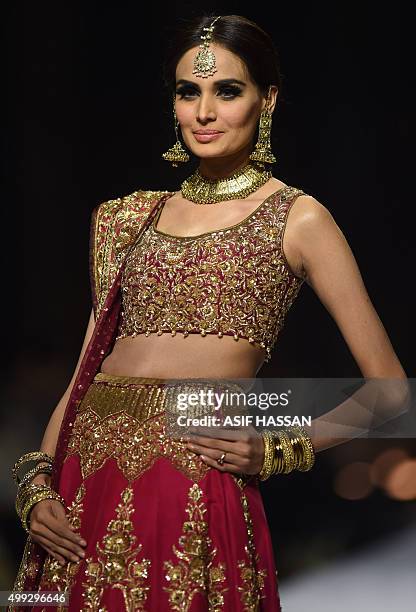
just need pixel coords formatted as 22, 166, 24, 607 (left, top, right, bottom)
100, 334, 265, 379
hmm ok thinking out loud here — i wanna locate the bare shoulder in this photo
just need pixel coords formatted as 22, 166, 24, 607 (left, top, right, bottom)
290, 193, 332, 225
283, 194, 336, 280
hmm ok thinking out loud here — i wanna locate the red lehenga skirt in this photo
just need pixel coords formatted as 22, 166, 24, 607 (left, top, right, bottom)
26, 372, 282, 611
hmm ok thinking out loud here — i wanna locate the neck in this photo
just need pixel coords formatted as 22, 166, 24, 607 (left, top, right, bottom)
198, 148, 252, 180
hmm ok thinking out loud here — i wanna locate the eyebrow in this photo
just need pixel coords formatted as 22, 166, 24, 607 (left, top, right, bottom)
175, 78, 247, 88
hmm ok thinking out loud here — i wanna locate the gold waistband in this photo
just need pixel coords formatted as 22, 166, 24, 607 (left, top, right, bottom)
93, 372, 167, 386
78, 375, 167, 422
79, 372, 248, 424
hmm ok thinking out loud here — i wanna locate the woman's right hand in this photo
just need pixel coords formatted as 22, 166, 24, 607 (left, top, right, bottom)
28, 487, 87, 566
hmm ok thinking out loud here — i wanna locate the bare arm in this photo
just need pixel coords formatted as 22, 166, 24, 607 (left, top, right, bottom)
293, 196, 409, 451
183, 195, 411, 476
32, 308, 96, 486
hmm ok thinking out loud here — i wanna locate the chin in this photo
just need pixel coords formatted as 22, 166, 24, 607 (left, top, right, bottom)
187, 144, 239, 160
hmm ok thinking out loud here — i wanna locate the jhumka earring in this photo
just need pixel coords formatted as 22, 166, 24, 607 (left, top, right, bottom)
162, 95, 190, 167
249, 87, 277, 165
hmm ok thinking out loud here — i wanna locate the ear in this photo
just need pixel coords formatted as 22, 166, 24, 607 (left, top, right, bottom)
261, 85, 278, 113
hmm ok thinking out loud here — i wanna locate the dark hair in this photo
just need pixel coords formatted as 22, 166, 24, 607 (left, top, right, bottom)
163, 15, 283, 104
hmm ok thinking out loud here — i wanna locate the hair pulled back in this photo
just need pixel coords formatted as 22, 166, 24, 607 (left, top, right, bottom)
163, 15, 283, 103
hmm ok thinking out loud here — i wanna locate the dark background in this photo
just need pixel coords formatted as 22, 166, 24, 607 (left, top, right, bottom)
2, 0, 415, 591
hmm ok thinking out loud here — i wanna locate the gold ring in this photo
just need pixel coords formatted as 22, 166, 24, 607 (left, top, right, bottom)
217, 452, 226, 465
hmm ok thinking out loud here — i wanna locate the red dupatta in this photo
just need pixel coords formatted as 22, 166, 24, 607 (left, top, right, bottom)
10, 189, 173, 606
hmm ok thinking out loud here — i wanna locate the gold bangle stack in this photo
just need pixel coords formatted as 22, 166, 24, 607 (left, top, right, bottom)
12, 450, 66, 534
258, 431, 275, 480
276, 429, 296, 474
258, 427, 316, 481
291, 426, 315, 472
19, 462, 53, 488
12, 451, 55, 485
16, 483, 66, 534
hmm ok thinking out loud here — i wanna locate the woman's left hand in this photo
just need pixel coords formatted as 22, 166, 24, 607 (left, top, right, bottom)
184, 426, 265, 475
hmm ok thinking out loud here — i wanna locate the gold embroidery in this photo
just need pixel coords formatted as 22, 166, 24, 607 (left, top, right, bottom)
237, 492, 268, 611
91, 189, 171, 319
37, 483, 86, 610
65, 380, 209, 483
117, 187, 306, 362
163, 483, 227, 611
81, 486, 151, 611
8, 537, 41, 611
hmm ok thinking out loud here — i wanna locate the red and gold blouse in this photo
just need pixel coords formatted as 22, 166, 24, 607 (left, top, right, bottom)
117, 186, 306, 362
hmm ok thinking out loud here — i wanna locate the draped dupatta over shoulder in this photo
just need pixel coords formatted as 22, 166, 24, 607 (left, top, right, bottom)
10, 189, 173, 604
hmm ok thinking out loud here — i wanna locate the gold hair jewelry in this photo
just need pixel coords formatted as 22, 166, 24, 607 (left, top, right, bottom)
193, 16, 222, 78
249, 87, 277, 165
162, 94, 190, 167
181, 161, 272, 205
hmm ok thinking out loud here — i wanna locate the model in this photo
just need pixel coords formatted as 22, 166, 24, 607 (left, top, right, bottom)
9, 14, 408, 612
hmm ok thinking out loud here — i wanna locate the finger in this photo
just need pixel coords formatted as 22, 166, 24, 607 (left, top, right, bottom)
188, 442, 244, 467
199, 454, 243, 474
188, 425, 252, 441
42, 543, 67, 566
33, 532, 83, 563
186, 436, 237, 453
198, 448, 244, 472
187, 442, 243, 466
35, 500, 86, 547
187, 426, 243, 441
45, 512, 87, 549
186, 437, 250, 461
51, 505, 87, 545
34, 520, 87, 558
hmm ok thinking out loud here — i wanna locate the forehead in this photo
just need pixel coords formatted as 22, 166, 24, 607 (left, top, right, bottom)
176, 43, 250, 82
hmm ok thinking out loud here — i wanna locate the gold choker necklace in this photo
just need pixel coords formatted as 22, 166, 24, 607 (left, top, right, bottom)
181, 162, 272, 205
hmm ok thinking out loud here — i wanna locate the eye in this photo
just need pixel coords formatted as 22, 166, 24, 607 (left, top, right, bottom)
175, 85, 199, 100
217, 85, 242, 99
175, 84, 243, 101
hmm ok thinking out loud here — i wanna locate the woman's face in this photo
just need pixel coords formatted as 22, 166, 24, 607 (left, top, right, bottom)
174, 43, 276, 161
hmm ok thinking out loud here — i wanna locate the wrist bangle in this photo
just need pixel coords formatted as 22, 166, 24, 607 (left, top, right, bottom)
258, 430, 275, 481
270, 431, 285, 475
12, 451, 54, 485
292, 426, 315, 472
15, 483, 51, 518
286, 427, 305, 470
277, 429, 296, 474
19, 463, 53, 489
20, 489, 66, 534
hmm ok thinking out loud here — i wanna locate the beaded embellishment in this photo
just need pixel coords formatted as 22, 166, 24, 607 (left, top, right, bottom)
116, 186, 306, 362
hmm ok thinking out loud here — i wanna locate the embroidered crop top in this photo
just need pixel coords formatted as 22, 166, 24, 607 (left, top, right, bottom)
116, 185, 306, 362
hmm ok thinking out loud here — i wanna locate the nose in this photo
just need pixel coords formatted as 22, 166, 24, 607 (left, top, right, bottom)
196, 94, 217, 124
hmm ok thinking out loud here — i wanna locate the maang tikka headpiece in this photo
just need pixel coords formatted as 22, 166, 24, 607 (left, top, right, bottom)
193, 16, 222, 78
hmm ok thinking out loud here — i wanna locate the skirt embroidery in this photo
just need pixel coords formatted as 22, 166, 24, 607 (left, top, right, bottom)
65, 383, 210, 484
163, 483, 228, 611
10, 373, 281, 611
237, 492, 268, 611
81, 486, 151, 611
